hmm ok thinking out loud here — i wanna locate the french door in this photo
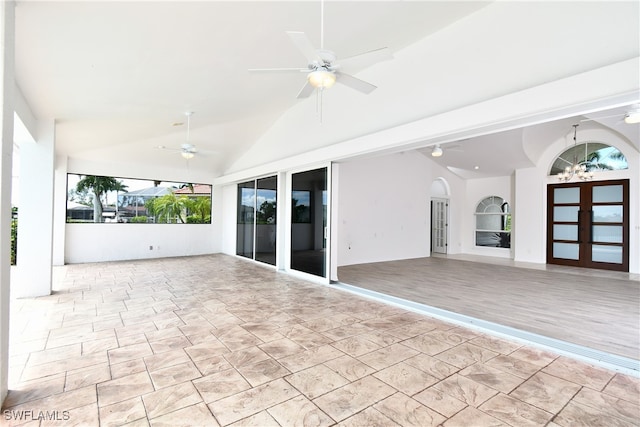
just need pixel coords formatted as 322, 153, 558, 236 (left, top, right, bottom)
431, 198, 448, 254
547, 179, 629, 271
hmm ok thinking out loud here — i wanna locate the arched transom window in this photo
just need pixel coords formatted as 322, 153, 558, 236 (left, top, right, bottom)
475, 196, 511, 248
550, 142, 628, 176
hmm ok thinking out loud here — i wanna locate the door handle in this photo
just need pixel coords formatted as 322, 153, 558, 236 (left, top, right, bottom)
577, 210, 583, 243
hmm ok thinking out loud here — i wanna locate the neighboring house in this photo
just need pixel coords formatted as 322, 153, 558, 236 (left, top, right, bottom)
117, 186, 173, 221
173, 184, 212, 198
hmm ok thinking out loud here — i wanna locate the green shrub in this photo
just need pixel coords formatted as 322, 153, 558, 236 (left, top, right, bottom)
186, 215, 211, 224
130, 216, 148, 223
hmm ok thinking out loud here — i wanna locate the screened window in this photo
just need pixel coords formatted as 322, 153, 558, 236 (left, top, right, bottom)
66, 174, 211, 224
550, 142, 627, 176
475, 196, 511, 248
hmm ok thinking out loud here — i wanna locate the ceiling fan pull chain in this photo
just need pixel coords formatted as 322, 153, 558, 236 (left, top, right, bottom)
320, 0, 325, 49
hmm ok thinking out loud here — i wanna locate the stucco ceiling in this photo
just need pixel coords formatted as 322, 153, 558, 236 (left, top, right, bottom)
13, 1, 639, 179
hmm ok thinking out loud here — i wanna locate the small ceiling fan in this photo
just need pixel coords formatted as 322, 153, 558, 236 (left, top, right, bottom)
249, 0, 392, 99
158, 111, 199, 159
580, 107, 640, 125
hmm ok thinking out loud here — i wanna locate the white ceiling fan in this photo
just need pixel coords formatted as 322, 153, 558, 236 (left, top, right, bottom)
249, 0, 392, 99
580, 107, 640, 125
158, 111, 199, 159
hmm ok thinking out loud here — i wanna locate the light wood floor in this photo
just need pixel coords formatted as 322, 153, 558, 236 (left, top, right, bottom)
337, 255, 640, 361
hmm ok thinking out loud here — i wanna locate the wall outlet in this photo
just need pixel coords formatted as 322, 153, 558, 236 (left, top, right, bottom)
149, 245, 153, 250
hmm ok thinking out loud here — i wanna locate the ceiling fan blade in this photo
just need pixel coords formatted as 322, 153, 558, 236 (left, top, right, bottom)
248, 67, 308, 73
337, 47, 392, 73
580, 114, 620, 122
296, 81, 315, 99
335, 72, 377, 94
286, 31, 323, 65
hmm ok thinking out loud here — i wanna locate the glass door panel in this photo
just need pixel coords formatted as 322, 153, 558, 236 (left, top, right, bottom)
553, 242, 579, 260
291, 168, 327, 277
236, 181, 255, 259
255, 176, 277, 266
236, 176, 278, 266
592, 185, 623, 203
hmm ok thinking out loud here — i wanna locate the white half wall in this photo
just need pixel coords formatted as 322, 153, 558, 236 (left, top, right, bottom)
65, 224, 215, 264
336, 151, 431, 267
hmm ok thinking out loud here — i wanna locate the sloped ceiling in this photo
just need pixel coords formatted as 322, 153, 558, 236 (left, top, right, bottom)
13, 1, 640, 181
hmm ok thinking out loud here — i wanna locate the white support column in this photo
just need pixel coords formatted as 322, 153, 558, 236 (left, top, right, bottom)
14, 120, 55, 298
52, 154, 68, 266
0, 0, 15, 406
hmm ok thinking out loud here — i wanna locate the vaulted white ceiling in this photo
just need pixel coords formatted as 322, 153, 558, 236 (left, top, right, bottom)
13, 1, 640, 180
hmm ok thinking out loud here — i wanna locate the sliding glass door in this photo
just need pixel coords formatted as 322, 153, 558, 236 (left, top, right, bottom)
291, 168, 327, 277
236, 176, 277, 266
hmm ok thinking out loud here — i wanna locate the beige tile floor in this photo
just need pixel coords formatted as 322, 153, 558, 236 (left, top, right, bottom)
2, 254, 639, 426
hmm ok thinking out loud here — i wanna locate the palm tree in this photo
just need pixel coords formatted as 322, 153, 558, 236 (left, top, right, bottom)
76, 176, 127, 223
185, 197, 212, 223
152, 193, 189, 223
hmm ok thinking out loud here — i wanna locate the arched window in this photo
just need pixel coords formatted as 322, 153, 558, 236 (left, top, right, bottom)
475, 196, 511, 248
550, 142, 627, 176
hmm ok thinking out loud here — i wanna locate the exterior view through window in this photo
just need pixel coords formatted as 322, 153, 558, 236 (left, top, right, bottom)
66, 174, 212, 224
550, 142, 628, 176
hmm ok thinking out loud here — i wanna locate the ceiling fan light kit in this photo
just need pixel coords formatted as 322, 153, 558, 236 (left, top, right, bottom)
248, 0, 390, 106
308, 69, 336, 89
624, 110, 640, 124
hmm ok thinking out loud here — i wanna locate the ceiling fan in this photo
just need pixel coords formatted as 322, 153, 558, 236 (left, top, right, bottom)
249, 0, 392, 99
430, 143, 464, 157
580, 107, 640, 125
158, 111, 199, 159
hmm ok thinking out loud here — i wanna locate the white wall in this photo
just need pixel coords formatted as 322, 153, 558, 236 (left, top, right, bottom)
514, 168, 545, 263
220, 183, 237, 256
65, 223, 215, 264
336, 151, 431, 266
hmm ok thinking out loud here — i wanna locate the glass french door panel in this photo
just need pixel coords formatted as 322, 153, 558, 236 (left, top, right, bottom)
553, 242, 579, 260
291, 168, 327, 277
592, 225, 623, 243
255, 176, 277, 266
553, 206, 579, 222
592, 205, 623, 222
553, 224, 578, 241
592, 245, 623, 264
554, 187, 580, 203
592, 185, 623, 203
432, 199, 447, 254
236, 181, 256, 259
